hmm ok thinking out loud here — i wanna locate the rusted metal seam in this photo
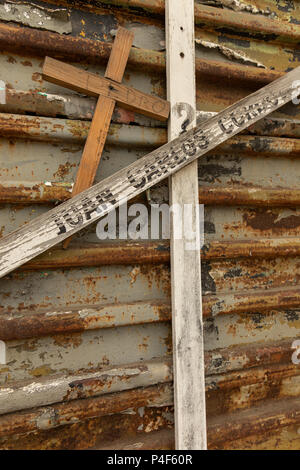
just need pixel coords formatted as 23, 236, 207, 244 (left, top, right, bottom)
4, 361, 300, 437
96, 394, 300, 450
206, 361, 300, 393
22, 241, 171, 269
207, 396, 300, 448
2, 91, 300, 138
205, 338, 296, 375
0, 300, 172, 340
84, 0, 300, 43
204, 287, 300, 317
0, 89, 155, 127
0, 358, 173, 416
2, 182, 300, 206
198, 186, 300, 206
14, 238, 300, 271
0, 22, 285, 84
1, 287, 300, 340
0, 338, 294, 424
1, 113, 300, 145
0, 113, 167, 146
0, 383, 174, 439
194, 3, 300, 43
0, 368, 300, 444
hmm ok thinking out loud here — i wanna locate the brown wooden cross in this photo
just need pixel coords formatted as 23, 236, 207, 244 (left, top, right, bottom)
42, 27, 170, 248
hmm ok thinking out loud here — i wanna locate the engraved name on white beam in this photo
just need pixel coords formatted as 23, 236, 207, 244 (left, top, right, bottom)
0, 67, 299, 278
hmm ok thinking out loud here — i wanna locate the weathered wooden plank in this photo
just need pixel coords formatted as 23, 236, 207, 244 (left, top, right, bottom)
0, 67, 299, 278
62, 27, 133, 249
42, 57, 170, 121
166, 0, 206, 450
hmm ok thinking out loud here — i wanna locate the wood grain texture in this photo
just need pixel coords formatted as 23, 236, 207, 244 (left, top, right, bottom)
166, 0, 207, 450
63, 28, 133, 249
0, 66, 299, 279
42, 56, 170, 121
62, 96, 114, 250
71, 97, 116, 195
105, 28, 134, 82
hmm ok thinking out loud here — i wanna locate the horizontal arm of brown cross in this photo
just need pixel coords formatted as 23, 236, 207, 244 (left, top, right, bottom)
42, 57, 170, 122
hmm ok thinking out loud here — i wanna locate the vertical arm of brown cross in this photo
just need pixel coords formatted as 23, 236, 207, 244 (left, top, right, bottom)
63, 27, 134, 249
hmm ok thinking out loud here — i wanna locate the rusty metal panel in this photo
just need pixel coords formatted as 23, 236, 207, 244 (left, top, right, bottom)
0, 0, 299, 450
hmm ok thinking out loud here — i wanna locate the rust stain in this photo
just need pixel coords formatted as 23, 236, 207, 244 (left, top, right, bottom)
31, 72, 43, 84
29, 365, 55, 378
53, 162, 76, 179
0, 183, 71, 204
20, 60, 32, 67
0, 394, 173, 450
138, 336, 149, 352
244, 209, 300, 232
6, 56, 17, 64
52, 332, 83, 349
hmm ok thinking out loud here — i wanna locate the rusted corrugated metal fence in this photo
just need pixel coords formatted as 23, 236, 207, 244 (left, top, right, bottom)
0, 0, 299, 449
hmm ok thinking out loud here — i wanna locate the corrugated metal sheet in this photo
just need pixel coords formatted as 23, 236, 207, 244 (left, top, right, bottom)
0, 0, 299, 450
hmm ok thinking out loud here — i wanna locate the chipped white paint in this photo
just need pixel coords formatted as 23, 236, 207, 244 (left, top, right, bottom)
36, 409, 57, 430
0, 359, 172, 415
195, 38, 266, 68
0, 81, 5, 105
121, 409, 137, 415
39, 92, 68, 103
0, 341, 6, 365
0, 67, 299, 279
209, 0, 276, 17
0, 1, 72, 34
0, 387, 14, 397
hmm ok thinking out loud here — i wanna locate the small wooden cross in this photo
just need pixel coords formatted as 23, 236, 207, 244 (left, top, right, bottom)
42, 27, 170, 248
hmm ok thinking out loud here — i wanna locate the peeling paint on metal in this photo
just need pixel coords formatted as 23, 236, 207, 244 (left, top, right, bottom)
0, 359, 172, 414
195, 38, 266, 68
0, 0, 299, 451
0, 1, 72, 34
200, 0, 276, 17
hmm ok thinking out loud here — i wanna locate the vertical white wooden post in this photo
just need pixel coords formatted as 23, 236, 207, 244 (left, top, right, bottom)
165, 0, 207, 450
